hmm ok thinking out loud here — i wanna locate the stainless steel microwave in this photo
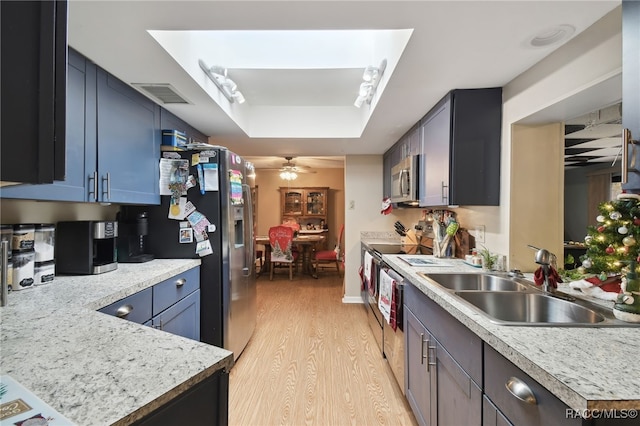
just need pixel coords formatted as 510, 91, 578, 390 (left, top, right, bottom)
390, 155, 419, 205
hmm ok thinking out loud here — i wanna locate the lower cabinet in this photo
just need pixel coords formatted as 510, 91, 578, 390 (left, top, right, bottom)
404, 284, 482, 426
99, 266, 200, 341
405, 282, 634, 426
131, 368, 229, 426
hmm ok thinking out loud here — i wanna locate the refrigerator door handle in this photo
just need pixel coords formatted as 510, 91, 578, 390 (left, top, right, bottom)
242, 183, 255, 277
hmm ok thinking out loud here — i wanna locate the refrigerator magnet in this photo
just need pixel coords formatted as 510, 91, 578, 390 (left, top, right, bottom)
168, 197, 188, 220
179, 228, 193, 244
196, 240, 213, 257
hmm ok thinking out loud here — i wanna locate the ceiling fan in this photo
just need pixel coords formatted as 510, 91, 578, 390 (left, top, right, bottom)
264, 157, 316, 174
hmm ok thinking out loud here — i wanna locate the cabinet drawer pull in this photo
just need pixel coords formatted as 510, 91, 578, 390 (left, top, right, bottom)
420, 333, 427, 365
88, 171, 98, 201
175, 278, 186, 287
427, 343, 437, 371
505, 376, 537, 405
102, 172, 111, 200
116, 304, 133, 318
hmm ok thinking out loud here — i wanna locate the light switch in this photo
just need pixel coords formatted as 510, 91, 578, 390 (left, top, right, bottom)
349, 200, 355, 210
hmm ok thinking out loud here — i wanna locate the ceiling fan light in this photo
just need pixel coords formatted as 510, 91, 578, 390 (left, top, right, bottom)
280, 170, 297, 180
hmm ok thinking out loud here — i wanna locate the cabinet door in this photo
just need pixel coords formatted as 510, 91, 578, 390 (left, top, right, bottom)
160, 108, 208, 144
96, 69, 160, 204
408, 125, 421, 156
152, 289, 201, 341
1, 0, 67, 184
98, 287, 153, 325
435, 340, 482, 426
405, 308, 436, 426
419, 97, 451, 207
483, 395, 514, 426
305, 189, 326, 216
1, 49, 94, 201
282, 189, 304, 215
383, 150, 393, 199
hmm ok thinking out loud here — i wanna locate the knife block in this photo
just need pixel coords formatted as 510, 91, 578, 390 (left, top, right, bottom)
401, 229, 419, 245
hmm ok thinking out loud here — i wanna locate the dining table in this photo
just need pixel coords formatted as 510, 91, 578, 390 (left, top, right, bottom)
255, 234, 326, 278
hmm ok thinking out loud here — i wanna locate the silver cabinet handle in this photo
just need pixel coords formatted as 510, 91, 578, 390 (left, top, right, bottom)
102, 172, 111, 200
505, 376, 537, 405
1, 241, 9, 307
175, 278, 186, 287
116, 304, 133, 318
154, 319, 164, 330
88, 171, 98, 201
427, 343, 437, 371
420, 333, 427, 365
441, 181, 448, 204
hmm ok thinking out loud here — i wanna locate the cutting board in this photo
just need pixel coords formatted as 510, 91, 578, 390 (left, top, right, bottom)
454, 228, 474, 259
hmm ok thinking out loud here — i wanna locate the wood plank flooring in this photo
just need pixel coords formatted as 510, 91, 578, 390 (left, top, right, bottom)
229, 270, 417, 426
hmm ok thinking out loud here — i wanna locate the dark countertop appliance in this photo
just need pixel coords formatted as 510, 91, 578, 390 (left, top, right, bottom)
56, 221, 118, 275
116, 211, 154, 263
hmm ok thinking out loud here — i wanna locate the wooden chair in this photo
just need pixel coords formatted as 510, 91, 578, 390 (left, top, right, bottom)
313, 224, 344, 277
269, 225, 299, 280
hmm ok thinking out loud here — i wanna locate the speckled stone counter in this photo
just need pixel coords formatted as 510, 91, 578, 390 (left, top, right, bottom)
363, 241, 640, 411
0, 259, 234, 425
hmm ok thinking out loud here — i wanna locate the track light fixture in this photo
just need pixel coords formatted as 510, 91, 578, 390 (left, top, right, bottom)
199, 59, 245, 104
354, 58, 387, 108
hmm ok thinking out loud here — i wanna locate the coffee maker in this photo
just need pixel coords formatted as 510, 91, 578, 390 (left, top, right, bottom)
56, 221, 118, 274
116, 211, 154, 263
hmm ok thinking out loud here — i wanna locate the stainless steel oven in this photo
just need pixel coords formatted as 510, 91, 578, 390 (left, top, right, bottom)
361, 243, 413, 391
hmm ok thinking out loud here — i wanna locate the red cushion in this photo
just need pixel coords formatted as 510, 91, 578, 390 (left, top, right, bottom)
315, 250, 338, 260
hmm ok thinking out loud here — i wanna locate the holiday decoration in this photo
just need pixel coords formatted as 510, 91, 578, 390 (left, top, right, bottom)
613, 260, 640, 322
583, 194, 640, 277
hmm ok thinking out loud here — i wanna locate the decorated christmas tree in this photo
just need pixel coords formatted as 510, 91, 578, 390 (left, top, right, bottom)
581, 194, 640, 277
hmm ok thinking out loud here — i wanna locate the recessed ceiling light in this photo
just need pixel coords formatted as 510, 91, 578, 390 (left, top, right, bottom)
528, 24, 575, 48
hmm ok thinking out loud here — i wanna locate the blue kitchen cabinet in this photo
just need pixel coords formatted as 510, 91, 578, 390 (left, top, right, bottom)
96, 69, 160, 204
2, 49, 160, 204
1, 48, 93, 201
151, 290, 201, 341
160, 109, 208, 145
1, 0, 67, 184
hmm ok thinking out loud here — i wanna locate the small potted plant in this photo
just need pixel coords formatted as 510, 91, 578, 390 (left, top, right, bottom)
478, 246, 497, 271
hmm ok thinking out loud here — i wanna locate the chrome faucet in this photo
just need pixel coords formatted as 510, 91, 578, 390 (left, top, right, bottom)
534, 248, 557, 293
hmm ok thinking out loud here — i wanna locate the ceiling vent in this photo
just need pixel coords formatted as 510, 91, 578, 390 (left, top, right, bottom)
131, 83, 191, 104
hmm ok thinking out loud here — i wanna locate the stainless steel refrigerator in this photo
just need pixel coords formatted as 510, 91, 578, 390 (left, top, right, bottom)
120, 147, 256, 360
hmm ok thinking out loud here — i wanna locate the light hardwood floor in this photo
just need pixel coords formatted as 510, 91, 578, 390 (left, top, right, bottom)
229, 269, 417, 426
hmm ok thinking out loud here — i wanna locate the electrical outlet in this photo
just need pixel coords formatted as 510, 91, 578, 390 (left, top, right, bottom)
349, 200, 355, 210
475, 225, 485, 243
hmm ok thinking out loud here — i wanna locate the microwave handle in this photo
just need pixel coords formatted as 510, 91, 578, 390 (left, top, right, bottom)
399, 169, 408, 197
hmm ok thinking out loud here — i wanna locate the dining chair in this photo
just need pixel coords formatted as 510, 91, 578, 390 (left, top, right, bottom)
268, 225, 299, 280
313, 224, 344, 277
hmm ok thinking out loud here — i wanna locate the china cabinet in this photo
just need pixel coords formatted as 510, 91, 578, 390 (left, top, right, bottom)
280, 187, 329, 226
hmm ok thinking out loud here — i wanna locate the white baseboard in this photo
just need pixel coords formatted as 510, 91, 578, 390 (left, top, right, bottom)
342, 296, 364, 304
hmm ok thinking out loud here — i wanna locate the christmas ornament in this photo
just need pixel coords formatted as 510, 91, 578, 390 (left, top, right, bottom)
634, 217, 640, 226
610, 211, 622, 220
597, 226, 606, 233
582, 259, 592, 268
577, 266, 586, 274
618, 226, 629, 234
585, 235, 593, 245
623, 236, 637, 247
606, 245, 615, 254
596, 215, 606, 223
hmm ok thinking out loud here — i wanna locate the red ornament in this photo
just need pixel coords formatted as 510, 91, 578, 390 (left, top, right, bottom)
597, 225, 606, 233
637, 255, 640, 263
606, 245, 615, 254
634, 217, 640, 226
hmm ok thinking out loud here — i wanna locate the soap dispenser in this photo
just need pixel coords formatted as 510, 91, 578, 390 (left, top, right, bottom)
613, 260, 640, 323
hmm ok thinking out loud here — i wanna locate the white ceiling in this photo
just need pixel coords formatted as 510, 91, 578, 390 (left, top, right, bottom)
67, 0, 621, 170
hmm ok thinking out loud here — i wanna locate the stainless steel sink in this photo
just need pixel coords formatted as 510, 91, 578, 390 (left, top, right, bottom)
452, 291, 628, 326
419, 273, 530, 292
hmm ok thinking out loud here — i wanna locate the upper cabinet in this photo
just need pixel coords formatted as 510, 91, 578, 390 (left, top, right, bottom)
622, 0, 640, 192
419, 88, 502, 207
1, 0, 67, 184
160, 110, 208, 145
1, 48, 160, 205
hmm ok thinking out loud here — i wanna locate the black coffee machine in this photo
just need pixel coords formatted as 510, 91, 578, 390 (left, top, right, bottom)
116, 210, 154, 263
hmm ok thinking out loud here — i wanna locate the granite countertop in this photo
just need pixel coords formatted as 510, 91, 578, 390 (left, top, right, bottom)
361, 238, 640, 411
0, 259, 234, 425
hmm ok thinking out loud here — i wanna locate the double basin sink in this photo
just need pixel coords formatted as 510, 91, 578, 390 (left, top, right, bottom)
418, 273, 637, 327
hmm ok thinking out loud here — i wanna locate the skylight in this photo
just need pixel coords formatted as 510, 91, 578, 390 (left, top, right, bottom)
148, 29, 412, 138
